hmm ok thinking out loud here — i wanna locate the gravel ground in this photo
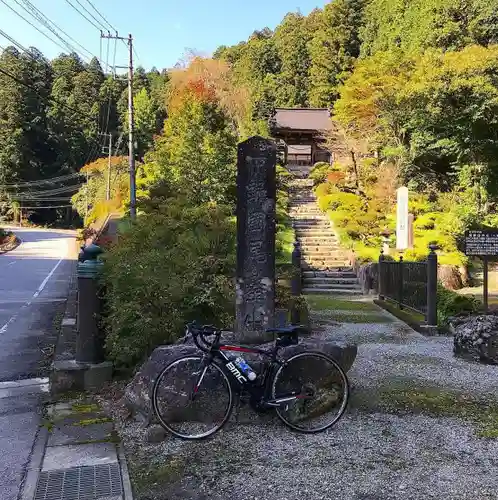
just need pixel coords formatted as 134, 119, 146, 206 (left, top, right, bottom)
109, 300, 498, 500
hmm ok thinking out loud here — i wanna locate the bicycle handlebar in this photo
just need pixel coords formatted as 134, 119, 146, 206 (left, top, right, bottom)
186, 322, 221, 353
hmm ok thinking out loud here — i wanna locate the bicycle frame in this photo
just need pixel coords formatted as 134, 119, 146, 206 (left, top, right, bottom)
194, 341, 307, 409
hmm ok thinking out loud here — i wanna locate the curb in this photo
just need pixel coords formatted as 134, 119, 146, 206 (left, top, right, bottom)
118, 444, 134, 500
19, 427, 49, 500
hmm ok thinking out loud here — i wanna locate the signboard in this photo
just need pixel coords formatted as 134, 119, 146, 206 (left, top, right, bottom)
465, 230, 498, 256
396, 187, 409, 250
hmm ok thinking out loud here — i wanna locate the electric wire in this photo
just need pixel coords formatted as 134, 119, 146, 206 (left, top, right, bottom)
16, 0, 110, 67
84, 0, 116, 32
0, 0, 69, 54
64, 0, 107, 31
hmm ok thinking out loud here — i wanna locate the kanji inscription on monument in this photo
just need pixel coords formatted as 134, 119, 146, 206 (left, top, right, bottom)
465, 230, 498, 256
236, 136, 277, 340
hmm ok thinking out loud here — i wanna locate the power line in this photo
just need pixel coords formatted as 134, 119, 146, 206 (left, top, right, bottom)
0, 28, 30, 55
9, 196, 73, 201
16, 0, 109, 67
0, 0, 69, 54
21, 204, 73, 209
64, 0, 107, 31
14, 184, 84, 197
84, 0, 116, 32
12, 0, 86, 59
0, 172, 85, 188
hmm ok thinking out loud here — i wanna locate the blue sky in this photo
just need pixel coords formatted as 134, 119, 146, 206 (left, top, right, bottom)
0, 0, 328, 70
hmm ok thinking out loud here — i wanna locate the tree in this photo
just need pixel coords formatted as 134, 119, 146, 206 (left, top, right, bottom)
150, 85, 237, 206
273, 12, 312, 107
308, 0, 365, 107
134, 88, 158, 160
360, 0, 498, 56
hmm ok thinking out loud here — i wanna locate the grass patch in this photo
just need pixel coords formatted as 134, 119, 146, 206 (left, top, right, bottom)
324, 311, 392, 323
306, 295, 379, 312
378, 387, 498, 439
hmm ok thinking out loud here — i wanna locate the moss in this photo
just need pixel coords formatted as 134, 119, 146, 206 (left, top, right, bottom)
377, 387, 498, 439
71, 403, 100, 413
74, 417, 112, 426
306, 295, 379, 312
131, 456, 186, 494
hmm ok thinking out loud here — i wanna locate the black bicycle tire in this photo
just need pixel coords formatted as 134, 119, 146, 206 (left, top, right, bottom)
271, 351, 350, 433
152, 355, 234, 440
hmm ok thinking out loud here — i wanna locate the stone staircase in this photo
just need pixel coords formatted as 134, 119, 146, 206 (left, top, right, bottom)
288, 178, 362, 296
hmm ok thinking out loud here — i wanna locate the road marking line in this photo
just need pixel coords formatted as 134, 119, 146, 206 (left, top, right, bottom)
0, 236, 67, 334
6, 260, 17, 267
0, 313, 19, 334
32, 257, 64, 299
0, 377, 48, 389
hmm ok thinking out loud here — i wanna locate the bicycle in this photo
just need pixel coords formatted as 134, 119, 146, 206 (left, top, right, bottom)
152, 322, 350, 440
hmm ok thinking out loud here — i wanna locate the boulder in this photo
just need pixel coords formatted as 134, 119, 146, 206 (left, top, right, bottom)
452, 315, 498, 365
438, 265, 464, 290
124, 336, 357, 424
358, 263, 378, 294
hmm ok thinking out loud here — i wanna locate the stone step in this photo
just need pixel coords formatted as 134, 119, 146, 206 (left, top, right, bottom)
303, 269, 356, 277
302, 264, 352, 271
293, 221, 331, 227
290, 214, 323, 218
300, 244, 339, 252
304, 277, 359, 285
302, 260, 352, 267
303, 282, 361, 290
298, 237, 339, 244
289, 205, 320, 210
295, 229, 335, 235
303, 287, 363, 296
301, 250, 344, 257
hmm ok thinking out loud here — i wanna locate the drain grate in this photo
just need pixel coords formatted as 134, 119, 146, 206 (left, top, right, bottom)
34, 463, 123, 500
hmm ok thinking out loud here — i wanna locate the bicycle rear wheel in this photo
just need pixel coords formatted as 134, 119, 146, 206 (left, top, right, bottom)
272, 351, 349, 433
152, 356, 233, 440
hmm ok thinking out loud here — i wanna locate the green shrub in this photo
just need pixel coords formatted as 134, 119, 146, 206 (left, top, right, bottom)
309, 162, 334, 185
437, 283, 481, 326
324, 192, 363, 212
314, 182, 333, 198
103, 198, 236, 370
414, 212, 438, 230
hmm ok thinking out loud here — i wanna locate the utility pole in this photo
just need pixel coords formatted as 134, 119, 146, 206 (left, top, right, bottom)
101, 132, 112, 201
107, 132, 112, 201
101, 31, 136, 220
127, 34, 136, 220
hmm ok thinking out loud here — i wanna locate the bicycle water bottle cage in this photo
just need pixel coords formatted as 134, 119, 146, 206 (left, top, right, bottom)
266, 325, 305, 347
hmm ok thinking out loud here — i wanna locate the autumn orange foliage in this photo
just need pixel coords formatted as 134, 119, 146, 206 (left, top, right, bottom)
168, 57, 251, 127
80, 156, 128, 173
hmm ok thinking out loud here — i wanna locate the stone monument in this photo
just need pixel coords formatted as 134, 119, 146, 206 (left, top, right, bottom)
236, 136, 277, 341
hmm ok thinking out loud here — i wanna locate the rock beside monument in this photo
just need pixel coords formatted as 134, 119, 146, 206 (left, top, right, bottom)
123, 337, 357, 423
451, 315, 498, 365
358, 263, 378, 294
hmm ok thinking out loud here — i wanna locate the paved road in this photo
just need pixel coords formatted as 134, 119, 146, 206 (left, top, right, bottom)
0, 228, 76, 500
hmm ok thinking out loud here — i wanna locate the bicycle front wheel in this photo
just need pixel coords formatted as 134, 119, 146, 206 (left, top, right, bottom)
272, 351, 349, 433
152, 356, 233, 440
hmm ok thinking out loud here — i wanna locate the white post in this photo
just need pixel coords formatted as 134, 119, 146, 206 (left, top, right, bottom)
396, 186, 409, 250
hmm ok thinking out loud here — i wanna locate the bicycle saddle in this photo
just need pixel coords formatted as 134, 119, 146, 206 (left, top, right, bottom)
266, 325, 308, 347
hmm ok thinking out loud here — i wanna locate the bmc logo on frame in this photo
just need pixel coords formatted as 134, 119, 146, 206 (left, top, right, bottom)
226, 362, 247, 383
